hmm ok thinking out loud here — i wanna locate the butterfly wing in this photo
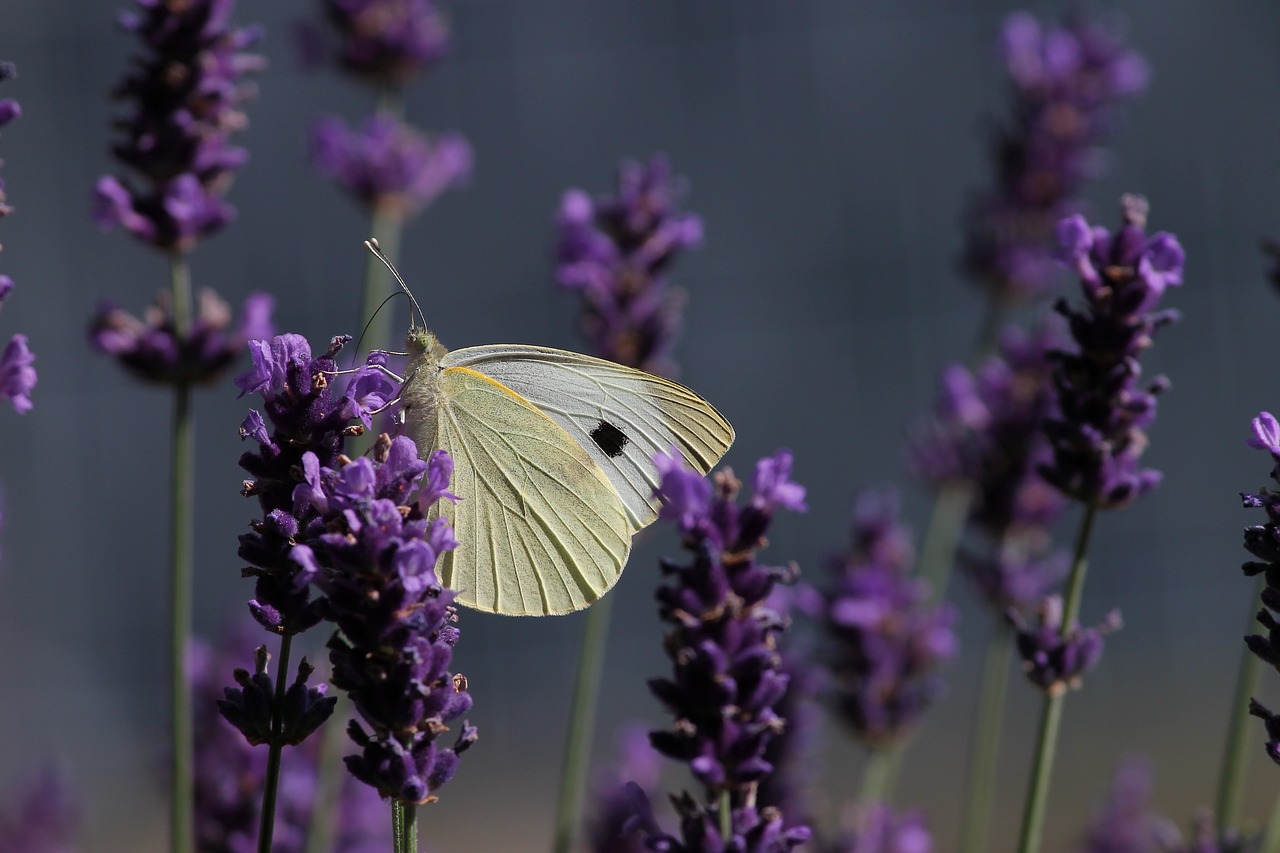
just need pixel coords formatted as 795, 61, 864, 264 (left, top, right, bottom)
441, 345, 735, 530
431, 365, 633, 616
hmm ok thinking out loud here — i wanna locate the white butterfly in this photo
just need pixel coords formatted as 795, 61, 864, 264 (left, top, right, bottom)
373, 246, 734, 616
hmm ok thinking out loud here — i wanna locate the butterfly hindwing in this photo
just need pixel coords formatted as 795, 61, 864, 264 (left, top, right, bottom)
441, 345, 735, 530
430, 365, 632, 616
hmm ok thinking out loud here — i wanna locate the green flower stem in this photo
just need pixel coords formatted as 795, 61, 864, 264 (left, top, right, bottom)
1216, 574, 1267, 835
916, 481, 974, 605
304, 695, 348, 853
551, 594, 614, 853
1016, 502, 1098, 853
719, 788, 732, 840
256, 633, 294, 853
168, 251, 194, 853
359, 87, 407, 357
959, 624, 1015, 853
393, 800, 418, 853
858, 744, 899, 805
1263, 788, 1280, 853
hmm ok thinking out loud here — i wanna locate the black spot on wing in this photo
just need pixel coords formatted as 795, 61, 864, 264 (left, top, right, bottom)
589, 420, 629, 458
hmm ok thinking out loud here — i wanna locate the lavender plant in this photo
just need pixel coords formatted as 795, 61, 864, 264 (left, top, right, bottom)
1017, 196, 1184, 853
89, 4, 270, 847
554, 154, 704, 376
550, 154, 703, 853
306, 0, 471, 353
624, 449, 811, 852
0, 769, 80, 853
816, 489, 957, 803
827, 803, 933, 853
0, 63, 34, 421
234, 333, 397, 849
584, 726, 662, 853
962, 11, 1148, 312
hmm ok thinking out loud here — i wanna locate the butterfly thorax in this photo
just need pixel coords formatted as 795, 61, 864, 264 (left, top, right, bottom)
400, 327, 449, 454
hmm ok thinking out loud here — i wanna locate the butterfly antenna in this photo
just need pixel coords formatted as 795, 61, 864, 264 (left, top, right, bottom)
349, 292, 410, 368
365, 238, 427, 331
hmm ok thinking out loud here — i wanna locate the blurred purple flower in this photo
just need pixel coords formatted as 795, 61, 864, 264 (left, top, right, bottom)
90, 290, 274, 386
911, 323, 1070, 611
291, 435, 475, 804
94, 0, 264, 252
585, 725, 662, 853
0, 334, 35, 415
0, 66, 33, 416
315, 0, 450, 86
963, 10, 1148, 302
819, 490, 957, 746
829, 802, 933, 853
236, 334, 388, 637
0, 768, 80, 853
632, 450, 810, 851
191, 632, 390, 853
1009, 595, 1121, 695
1040, 196, 1183, 510
310, 114, 471, 218
555, 155, 703, 375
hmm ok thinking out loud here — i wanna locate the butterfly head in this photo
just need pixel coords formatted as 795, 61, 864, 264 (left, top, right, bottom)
407, 327, 447, 363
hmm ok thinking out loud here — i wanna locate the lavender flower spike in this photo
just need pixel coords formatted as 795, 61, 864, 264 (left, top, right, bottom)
555, 155, 704, 375
820, 489, 958, 746
291, 435, 475, 804
829, 802, 934, 853
1008, 595, 1122, 695
94, 0, 264, 251
317, 0, 451, 86
310, 113, 472, 218
0, 64, 34, 415
1040, 196, 1184, 510
962, 11, 1148, 302
633, 449, 811, 851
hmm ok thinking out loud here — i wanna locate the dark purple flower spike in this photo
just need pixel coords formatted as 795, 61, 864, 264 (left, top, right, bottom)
962, 11, 1147, 303
290, 434, 474, 804
1039, 195, 1184, 510
555, 155, 703, 375
629, 450, 811, 852
94, 0, 264, 252
585, 726, 662, 853
819, 489, 958, 747
315, 0, 451, 88
1008, 595, 1121, 696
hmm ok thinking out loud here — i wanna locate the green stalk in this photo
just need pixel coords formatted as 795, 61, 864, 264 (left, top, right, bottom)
1263, 788, 1280, 853
256, 634, 294, 853
718, 789, 732, 840
858, 744, 898, 805
168, 251, 195, 853
959, 624, 1015, 853
551, 594, 614, 853
916, 482, 974, 604
359, 87, 407, 356
1016, 503, 1097, 853
393, 800, 418, 853
1216, 574, 1267, 835
304, 694, 347, 853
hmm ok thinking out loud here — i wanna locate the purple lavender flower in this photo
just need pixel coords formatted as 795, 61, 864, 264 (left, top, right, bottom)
94, 0, 264, 252
290, 435, 475, 804
828, 802, 933, 853
316, 0, 450, 87
962, 11, 1148, 302
819, 490, 958, 746
217, 646, 335, 747
0, 768, 80, 853
236, 334, 396, 637
555, 155, 704, 375
0, 66, 34, 416
0, 333, 35, 415
631, 449, 810, 851
911, 323, 1069, 610
1039, 196, 1184, 510
1008, 595, 1121, 695
586, 725, 662, 853
90, 290, 274, 386
191, 632, 390, 853
310, 114, 471, 217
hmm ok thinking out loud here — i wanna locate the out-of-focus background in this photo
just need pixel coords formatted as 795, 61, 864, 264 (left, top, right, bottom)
3, 1, 1280, 850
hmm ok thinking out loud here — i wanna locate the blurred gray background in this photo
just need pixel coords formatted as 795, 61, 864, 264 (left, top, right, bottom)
4, 1, 1280, 850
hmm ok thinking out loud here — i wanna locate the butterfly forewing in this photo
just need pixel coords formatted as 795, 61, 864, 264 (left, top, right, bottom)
441, 345, 735, 530
429, 365, 632, 616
